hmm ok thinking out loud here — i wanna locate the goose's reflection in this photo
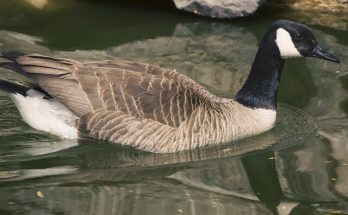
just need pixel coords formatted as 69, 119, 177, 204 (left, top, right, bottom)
167, 136, 348, 214
2, 133, 348, 214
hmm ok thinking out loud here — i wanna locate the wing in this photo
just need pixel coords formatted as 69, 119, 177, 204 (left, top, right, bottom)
10, 54, 217, 129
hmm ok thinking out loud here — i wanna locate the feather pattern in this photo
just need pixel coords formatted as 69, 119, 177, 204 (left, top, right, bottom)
1, 54, 276, 153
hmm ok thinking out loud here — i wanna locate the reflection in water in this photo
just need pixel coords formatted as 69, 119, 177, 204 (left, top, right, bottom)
304, 29, 348, 204
2, 137, 348, 214
24, 0, 48, 9
0, 3, 347, 214
0, 23, 258, 94
276, 137, 337, 202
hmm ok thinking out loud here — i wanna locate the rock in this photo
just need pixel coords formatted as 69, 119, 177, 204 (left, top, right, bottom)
266, 0, 348, 31
267, 0, 348, 13
172, 0, 266, 18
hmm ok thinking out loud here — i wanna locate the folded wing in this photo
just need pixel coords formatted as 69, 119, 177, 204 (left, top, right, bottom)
6, 54, 215, 129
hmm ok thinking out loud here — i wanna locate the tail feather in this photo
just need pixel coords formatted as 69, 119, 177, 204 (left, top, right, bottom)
0, 79, 51, 99
1, 52, 77, 77
0, 61, 29, 77
0, 51, 25, 61
0, 51, 89, 115
0, 80, 31, 95
0, 51, 30, 77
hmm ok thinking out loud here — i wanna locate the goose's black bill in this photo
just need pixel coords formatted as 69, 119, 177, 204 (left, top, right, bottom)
311, 44, 340, 63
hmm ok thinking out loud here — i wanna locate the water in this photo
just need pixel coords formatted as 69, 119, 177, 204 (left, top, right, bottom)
0, 0, 347, 214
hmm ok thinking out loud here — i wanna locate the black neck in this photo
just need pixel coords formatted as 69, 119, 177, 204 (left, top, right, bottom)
235, 28, 284, 110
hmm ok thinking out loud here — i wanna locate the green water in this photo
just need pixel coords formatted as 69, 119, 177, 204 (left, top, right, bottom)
0, 0, 347, 214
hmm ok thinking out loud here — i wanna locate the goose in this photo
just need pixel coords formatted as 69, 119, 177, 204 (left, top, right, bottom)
0, 20, 340, 153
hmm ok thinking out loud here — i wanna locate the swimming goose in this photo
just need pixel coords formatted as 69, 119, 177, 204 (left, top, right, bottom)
0, 20, 339, 153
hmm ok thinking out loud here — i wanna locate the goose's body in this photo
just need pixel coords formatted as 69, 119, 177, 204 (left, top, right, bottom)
0, 58, 275, 152
0, 20, 339, 153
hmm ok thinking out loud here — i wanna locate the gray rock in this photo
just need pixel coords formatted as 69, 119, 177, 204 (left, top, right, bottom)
172, 0, 266, 18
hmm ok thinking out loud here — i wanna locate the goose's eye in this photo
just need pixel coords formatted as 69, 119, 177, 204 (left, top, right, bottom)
293, 34, 303, 42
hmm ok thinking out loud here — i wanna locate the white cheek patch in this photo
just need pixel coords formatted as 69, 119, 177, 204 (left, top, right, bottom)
275, 28, 302, 59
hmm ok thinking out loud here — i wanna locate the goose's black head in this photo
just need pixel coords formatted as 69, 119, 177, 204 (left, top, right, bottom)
272, 19, 340, 63
236, 20, 340, 110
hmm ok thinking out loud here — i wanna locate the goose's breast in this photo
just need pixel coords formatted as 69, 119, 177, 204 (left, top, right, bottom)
176, 104, 276, 148
223, 105, 276, 141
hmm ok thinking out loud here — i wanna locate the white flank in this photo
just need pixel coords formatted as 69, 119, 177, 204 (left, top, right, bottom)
10, 89, 78, 139
275, 28, 302, 58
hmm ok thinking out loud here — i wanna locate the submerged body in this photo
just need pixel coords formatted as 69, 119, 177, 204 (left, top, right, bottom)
0, 20, 339, 153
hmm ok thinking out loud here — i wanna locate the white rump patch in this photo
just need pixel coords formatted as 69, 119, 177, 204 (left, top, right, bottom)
275, 28, 302, 59
10, 89, 78, 139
